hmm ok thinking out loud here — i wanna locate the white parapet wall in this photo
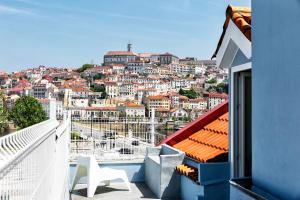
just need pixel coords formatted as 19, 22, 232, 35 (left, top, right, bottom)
0, 116, 70, 200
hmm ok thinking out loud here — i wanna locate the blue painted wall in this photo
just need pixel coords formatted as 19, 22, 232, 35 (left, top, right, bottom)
180, 158, 229, 200
70, 162, 145, 184
252, 1, 300, 199
181, 176, 203, 200
230, 186, 255, 200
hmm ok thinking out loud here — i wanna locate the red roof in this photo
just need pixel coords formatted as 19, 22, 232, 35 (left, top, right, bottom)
85, 107, 117, 111
105, 51, 137, 56
189, 98, 206, 103
208, 93, 228, 99
160, 101, 228, 162
9, 87, 24, 92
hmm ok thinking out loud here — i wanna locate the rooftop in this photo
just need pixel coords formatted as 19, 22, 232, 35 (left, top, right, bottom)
160, 101, 228, 162
212, 5, 251, 58
71, 183, 158, 200
105, 51, 138, 56
174, 112, 228, 162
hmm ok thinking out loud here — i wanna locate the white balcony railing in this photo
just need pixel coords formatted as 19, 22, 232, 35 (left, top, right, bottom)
0, 117, 70, 200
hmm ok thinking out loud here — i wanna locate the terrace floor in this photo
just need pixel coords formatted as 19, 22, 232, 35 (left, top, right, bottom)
71, 182, 159, 200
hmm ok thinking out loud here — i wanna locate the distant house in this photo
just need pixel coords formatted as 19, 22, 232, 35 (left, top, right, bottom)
170, 108, 188, 120
70, 98, 89, 108
32, 84, 49, 99
83, 66, 102, 77
189, 98, 207, 110
119, 103, 145, 118
155, 107, 170, 119
206, 93, 228, 109
126, 61, 145, 74
159, 53, 179, 65
105, 81, 119, 98
146, 95, 170, 116
69, 106, 119, 119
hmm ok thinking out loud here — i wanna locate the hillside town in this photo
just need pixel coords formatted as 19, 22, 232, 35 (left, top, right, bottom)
2, 0, 299, 199
0, 44, 228, 126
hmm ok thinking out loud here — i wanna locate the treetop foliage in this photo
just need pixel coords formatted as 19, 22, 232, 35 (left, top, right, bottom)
10, 96, 47, 129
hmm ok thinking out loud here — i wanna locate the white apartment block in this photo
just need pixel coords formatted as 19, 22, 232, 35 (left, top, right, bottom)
70, 98, 89, 108
32, 83, 51, 99
120, 103, 145, 118
189, 98, 208, 110
126, 61, 145, 74
105, 82, 119, 98
207, 93, 228, 109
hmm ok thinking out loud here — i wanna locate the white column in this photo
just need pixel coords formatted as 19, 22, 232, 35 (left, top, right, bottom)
151, 108, 155, 146
49, 98, 56, 120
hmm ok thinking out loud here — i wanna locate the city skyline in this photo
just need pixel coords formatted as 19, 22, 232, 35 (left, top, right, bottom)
0, 0, 250, 72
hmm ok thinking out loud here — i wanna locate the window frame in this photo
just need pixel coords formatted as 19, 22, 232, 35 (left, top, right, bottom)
230, 62, 252, 178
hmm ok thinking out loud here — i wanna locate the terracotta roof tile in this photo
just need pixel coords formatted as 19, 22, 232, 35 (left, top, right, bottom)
173, 112, 228, 162
176, 164, 198, 182
212, 5, 251, 58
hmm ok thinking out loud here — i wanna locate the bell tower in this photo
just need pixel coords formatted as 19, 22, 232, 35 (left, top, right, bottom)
127, 43, 132, 52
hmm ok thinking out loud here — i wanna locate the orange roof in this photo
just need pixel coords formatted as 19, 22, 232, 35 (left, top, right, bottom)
173, 113, 228, 162
176, 164, 198, 182
148, 95, 168, 100
125, 103, 144, 108
189, 98, 206, 103
85, 107, 117, 111
208, 93, 228, 99
212, 5, 251, 58
179, 96, 189, 100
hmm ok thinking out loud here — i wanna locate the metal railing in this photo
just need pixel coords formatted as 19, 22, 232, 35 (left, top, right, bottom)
70, 136, 152, 162
0, 117, 70, 200
69, 116, 169, 162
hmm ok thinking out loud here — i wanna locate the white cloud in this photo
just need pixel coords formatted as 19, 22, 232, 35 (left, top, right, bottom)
0, 4, 34, 15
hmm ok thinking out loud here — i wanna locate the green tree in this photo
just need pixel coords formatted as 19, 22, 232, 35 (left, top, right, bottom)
10, 96, 47, 129
93, 73, 104, 80
179, 88, 198, 99
90, 84, 107, 99
0, 93, 8, 134
76, 64, 94, 73
216, 83, 228, 94
207, 78, 217, 84
179, 88, 184, 96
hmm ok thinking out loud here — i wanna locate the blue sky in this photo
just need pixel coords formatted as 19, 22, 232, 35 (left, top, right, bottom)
0, 0, 251, 72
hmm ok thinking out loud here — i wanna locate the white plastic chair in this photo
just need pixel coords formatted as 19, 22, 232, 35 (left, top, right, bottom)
71, 155, 131, 197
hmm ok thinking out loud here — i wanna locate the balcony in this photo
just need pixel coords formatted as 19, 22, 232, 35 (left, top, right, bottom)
72, 182, 157, 200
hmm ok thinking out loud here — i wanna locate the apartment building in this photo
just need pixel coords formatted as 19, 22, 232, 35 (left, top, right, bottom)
146, 95, 170, 116
207, 93, 228, 109
105, 81, 119, 98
